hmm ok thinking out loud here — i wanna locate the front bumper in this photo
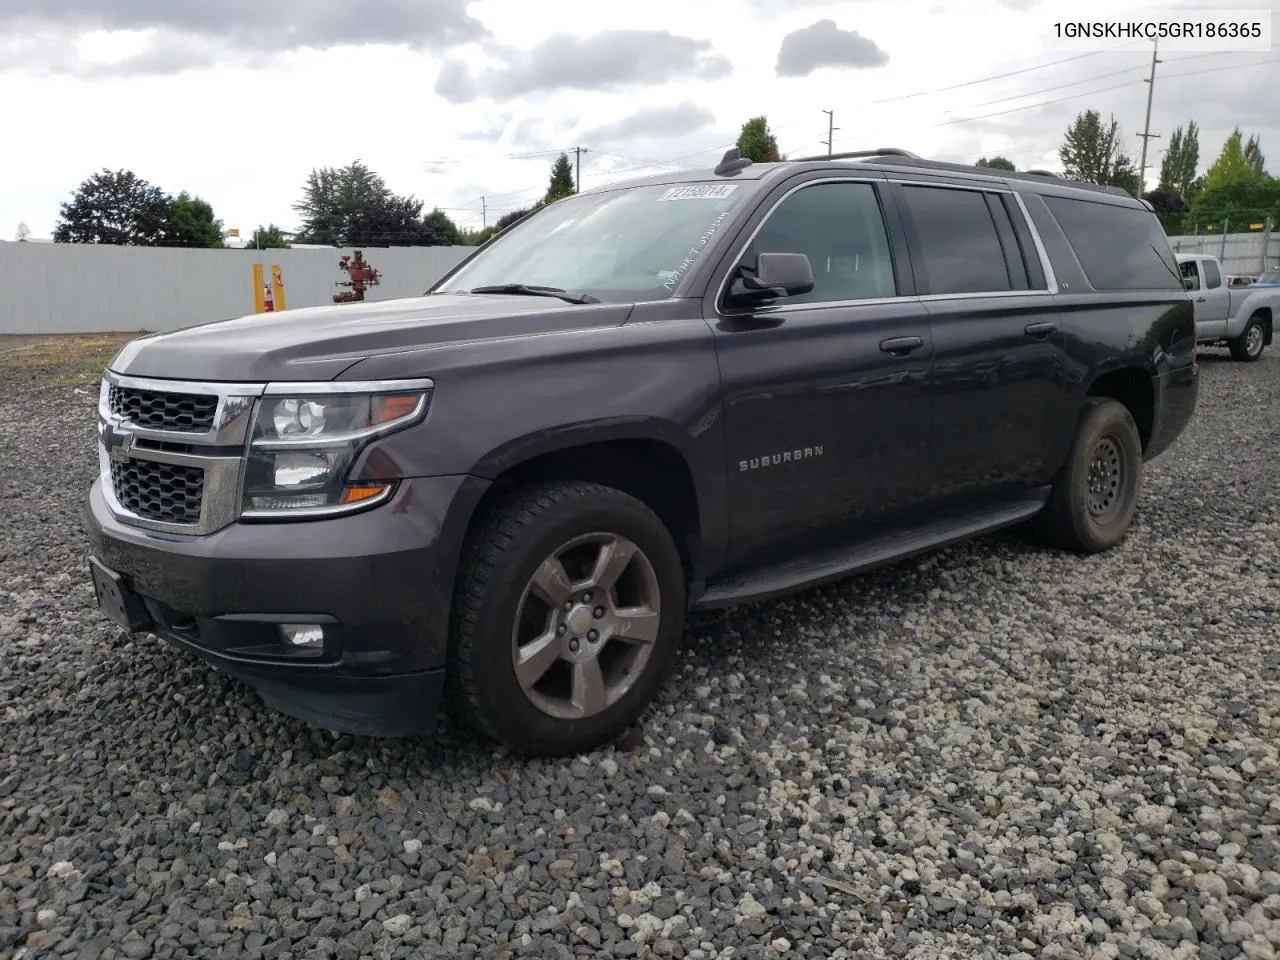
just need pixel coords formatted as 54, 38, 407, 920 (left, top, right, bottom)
84, 473, 489, 737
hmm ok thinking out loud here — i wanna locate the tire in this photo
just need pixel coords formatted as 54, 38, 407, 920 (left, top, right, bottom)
1035, 398, 1143, 554
448, 480, 687, 757
1229, 313, 1267, 362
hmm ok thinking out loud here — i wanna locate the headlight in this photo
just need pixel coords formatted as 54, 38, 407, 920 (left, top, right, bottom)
240, 384, 431, 518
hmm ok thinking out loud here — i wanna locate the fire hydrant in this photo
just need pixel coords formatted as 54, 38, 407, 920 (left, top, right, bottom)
334, 250, 381, 303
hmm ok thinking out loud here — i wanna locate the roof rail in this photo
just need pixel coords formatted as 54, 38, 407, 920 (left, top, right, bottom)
792, 147, 921, 162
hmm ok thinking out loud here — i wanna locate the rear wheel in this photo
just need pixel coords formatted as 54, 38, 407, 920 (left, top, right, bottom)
448, 480, 686, 756
1035, 398, 1143, 553
1229, 313, 1267, 362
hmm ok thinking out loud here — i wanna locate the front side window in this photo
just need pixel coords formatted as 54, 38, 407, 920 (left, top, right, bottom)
899, 185, 1013, 295
738, 181, 897, 304
435, 182, 754, 303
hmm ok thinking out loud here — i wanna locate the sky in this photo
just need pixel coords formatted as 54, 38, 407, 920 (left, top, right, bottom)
1, 0, 1277, 243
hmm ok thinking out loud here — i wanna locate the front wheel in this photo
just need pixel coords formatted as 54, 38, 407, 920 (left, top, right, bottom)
1035, 398, 1143, 554
448, 480, 686, 757
1229, 314, 1267, 362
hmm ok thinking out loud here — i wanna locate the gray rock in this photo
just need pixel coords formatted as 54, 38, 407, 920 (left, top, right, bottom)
6, 347, 1280, 959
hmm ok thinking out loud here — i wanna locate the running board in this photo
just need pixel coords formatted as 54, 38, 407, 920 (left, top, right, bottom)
692, 487, 1051, 610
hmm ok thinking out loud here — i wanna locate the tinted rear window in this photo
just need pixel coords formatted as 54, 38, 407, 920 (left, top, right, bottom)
900, 185, 1013, 294
1042, 196, 1182, 291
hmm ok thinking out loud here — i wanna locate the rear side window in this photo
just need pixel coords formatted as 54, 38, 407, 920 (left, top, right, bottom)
1043, 196, 1182, 291
899, 185, 1013, 294
1203, 259, 1223, 289
1180, 260, 1201, 290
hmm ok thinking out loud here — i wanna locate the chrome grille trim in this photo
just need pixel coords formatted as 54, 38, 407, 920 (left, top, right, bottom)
96, 371, 436, 537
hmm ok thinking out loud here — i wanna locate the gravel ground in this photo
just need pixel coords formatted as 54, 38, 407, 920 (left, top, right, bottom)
2, 346, 1279, 960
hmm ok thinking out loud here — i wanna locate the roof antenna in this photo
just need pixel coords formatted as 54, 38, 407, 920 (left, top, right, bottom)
714, 147, 753, 177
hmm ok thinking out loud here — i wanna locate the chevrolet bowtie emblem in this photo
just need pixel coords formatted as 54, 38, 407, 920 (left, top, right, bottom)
104, 427, 135, 462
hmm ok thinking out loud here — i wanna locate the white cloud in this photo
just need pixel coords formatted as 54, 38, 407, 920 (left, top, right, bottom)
2, 0, 1277, 240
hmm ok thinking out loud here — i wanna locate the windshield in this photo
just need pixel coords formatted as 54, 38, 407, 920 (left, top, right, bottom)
1259, 272, 1280, 284
435, 182, 754, 303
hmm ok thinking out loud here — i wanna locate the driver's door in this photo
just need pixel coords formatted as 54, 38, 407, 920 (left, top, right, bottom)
706, 177, 938, 572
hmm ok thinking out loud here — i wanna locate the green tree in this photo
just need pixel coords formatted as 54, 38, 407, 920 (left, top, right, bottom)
1143, 188, 1188, 233
292, 159, 390, 245
346, 194, 452, 246
736, 116, 782, 163
53, 168, 171, 245
1244, 134, 1265, 175
423, 208, 462, 245
250, 224, 292, 248
166, 191, 224, 248
1158, 121, 1200, 197
1184, 128, 1280, 233
544, 153, 576, 204
1059, 110, 1139, 195
976, 156, 1016, 171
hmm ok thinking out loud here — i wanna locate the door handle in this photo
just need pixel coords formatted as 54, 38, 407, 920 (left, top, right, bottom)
1024, 321, 1057, 339
879, 336, 924, 356
1195, 296, 1206, 302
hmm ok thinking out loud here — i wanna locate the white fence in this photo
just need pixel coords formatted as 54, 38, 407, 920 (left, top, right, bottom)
0, 243, 473, 335
3, 231, 1278, 337
1165, 231, 1279, 277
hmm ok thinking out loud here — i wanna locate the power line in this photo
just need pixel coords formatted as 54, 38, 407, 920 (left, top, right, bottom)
936, 56, 1280, 126
873, 41, 1142, 105
942, 50, 1228, 113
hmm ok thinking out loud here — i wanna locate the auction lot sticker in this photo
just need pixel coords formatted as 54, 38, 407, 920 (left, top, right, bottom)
658, 185, 739, 201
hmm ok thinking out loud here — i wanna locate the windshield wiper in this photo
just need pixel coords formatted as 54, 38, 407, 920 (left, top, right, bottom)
468, 283, 600, 304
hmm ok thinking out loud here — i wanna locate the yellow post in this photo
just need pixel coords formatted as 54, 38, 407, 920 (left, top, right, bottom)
270, 264, 287, 311
252, 263, 266, 313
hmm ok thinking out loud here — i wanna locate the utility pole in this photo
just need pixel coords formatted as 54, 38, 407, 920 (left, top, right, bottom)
821, 110, 838, 156
481, 196, 487, 230
572, 146, 589, 192
1137, 38, 1161, 197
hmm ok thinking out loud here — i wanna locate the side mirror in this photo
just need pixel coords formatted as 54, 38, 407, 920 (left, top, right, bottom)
727, 252, 814, 307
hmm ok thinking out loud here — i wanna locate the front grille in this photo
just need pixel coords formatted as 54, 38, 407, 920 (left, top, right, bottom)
109, 458, 205, 525
108, 384, 218, 433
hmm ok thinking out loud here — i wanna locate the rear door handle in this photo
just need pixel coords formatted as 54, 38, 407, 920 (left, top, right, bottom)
1024, 322, 1057, 339
1195, 296, 1207, 302
879, 336, 924, 356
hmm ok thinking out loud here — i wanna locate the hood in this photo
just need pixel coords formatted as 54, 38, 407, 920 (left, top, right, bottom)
108, 293, 634, 382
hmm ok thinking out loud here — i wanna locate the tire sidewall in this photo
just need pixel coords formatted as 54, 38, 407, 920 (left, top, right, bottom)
466, 492, 686, 753
1243, 317, 1266, 361
1065, 401, 1143, 551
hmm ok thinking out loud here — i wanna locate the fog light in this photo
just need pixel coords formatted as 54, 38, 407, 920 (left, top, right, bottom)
279, 623, 324, 648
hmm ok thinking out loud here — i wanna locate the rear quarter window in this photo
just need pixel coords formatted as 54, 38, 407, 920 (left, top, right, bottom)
1042, 196, 1183, 292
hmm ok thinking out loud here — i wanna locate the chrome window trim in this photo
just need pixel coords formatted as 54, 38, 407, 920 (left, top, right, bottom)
712, 175, 892, 319
711, 175, 1064, 316
886, 178, 1059, 297
1010, 191, 1060, 295
96, 373, 435, 535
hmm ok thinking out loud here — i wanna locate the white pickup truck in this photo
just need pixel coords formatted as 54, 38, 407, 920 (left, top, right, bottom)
1178, 253, 1280, 361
